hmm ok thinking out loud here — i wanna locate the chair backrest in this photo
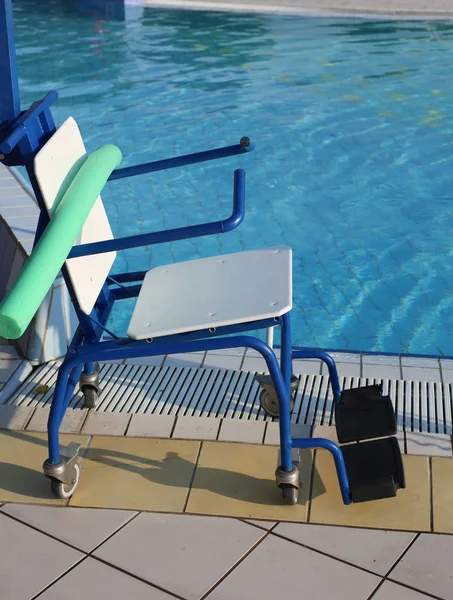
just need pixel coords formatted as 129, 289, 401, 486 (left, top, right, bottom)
34, 116, 117, 315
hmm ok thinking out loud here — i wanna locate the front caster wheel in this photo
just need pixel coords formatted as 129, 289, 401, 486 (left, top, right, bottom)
50, 463, 80, 499
281, 484, 299, 505
260, 389, 295, 418
82, 385, 98, 409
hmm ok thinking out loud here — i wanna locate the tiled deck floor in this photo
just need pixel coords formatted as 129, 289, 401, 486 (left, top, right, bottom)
2, 354, 453, 599
1, 503, 453, 600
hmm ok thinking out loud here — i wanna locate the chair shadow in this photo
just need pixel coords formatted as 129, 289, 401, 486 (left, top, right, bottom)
0, 463, 59, 499
85, 446, 326, 506
0, 430, 326, 504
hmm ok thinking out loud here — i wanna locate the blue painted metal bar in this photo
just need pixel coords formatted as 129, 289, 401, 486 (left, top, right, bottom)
0, 0, 20, 129
68, 168, 246, 258
49, 335, 292, 470
292, 348, 342, 402
108, 137, 254, 181
0, 91, 58, 157
280, 312, 292, 394
48, 360, 72, 462
58, 364, 84, 428
292, 437, 352, 505
108, 271, 147, 284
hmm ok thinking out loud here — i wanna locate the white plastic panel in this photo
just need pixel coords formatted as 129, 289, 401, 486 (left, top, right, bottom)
127, 246, 292, 339
33, 117, 116, 315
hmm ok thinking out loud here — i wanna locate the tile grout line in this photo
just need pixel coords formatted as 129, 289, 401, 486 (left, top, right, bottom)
30, 554, 89, 600
12, 507, 188, 600
89, 553, 189, 600
262, 421, 268, 445
77, 409, 91, 434
122, 412, 133, 437
305, 448, 316, 524
198, 528, 272, 600
384, 576, 445, 600
383, 533, 420, 581
216, 418, 224, 441
85, 510, 141, 555
199, 351, 207, 368
182, 440, 203, 513
270, 528, 396, 580
0, 509, 91, 553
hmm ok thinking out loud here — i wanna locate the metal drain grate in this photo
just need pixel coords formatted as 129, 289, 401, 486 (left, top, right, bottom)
5, 362, 453, 434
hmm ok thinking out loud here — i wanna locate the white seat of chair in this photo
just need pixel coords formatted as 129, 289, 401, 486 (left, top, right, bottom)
127, 246, 292, 340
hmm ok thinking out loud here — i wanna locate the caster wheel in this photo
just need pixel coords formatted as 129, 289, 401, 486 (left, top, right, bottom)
259, 389, 295, 418
82, 385, 98, 409
281, 484, 298, 505
50, 463, 80, 499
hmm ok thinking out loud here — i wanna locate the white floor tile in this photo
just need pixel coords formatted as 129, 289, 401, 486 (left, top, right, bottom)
362, 364, 401, 380
402, 367, 441, 382
362, 354, 400, 366
241, 356, 268, 373
40, 557, 174, 599
204, 353, 242, 371
81, 412, 131, 436
218, 418, 266, 444
26, 407, 87, 434
0, 405, 34, 430
126, 414, 175, 438
372, 581, 434, 600
94, 513, 265, 600
164, 353, 206, 368
207, 534, 380, 600
0, 512, 83, 600
390, 533, 453, 599
293, 359, 322, 375
321, 361, 361, 377
1, 504, 136, 552
173, 415, 221, 440
401, 357, 439, 369
274, 523, 415, 576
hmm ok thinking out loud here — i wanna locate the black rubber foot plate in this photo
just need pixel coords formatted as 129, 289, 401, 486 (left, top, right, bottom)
342, 437, 405, 503
335, 384, 397, 443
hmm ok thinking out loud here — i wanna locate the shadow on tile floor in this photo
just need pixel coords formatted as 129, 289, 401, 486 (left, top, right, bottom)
77, 444, 325, 506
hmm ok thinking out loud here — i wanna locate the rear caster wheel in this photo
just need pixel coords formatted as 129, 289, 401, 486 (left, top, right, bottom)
82, 385, 98, 409
281, 484, 298, 505
260, 389, 295, 418
50, 463, 80, 499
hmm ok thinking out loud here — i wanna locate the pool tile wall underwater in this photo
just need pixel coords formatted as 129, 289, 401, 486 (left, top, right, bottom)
7, 7, 453, 354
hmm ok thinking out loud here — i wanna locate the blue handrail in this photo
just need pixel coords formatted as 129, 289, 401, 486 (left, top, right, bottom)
68, 167, 246, 258
108, 136, 254, 180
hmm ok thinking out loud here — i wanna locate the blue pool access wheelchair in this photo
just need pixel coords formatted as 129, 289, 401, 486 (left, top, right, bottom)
0, 102, 405, 504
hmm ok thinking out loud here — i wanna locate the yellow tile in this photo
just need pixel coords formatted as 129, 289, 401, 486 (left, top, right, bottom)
309, 451, 431, 532
0, 430, 90, 505
70, 436, 199, 512
432, 457, 453, 533
185, 442, 312, 521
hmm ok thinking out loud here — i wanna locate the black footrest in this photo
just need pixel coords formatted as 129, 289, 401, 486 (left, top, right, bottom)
335, 384, 396, 443
342, 437, 405, 503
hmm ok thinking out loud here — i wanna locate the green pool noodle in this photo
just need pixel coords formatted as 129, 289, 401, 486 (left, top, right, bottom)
0, 144, 122, 339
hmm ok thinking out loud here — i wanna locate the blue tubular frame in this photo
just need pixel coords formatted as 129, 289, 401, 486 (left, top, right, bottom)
0, 0, 353, 505
68, 168, 246, 259
108, 137, 254, 181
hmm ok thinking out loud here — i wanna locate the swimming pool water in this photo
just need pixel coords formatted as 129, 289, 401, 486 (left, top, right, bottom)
11, 1, 453, 354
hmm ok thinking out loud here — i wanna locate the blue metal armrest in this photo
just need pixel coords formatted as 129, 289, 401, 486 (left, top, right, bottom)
108, 136, 254, 181
68, 167, 246, 259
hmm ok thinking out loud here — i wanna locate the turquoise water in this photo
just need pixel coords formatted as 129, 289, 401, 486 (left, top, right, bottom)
12, 1, 453, 354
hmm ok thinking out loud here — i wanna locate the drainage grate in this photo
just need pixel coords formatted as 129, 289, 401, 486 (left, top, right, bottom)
5, 362, 453, 434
